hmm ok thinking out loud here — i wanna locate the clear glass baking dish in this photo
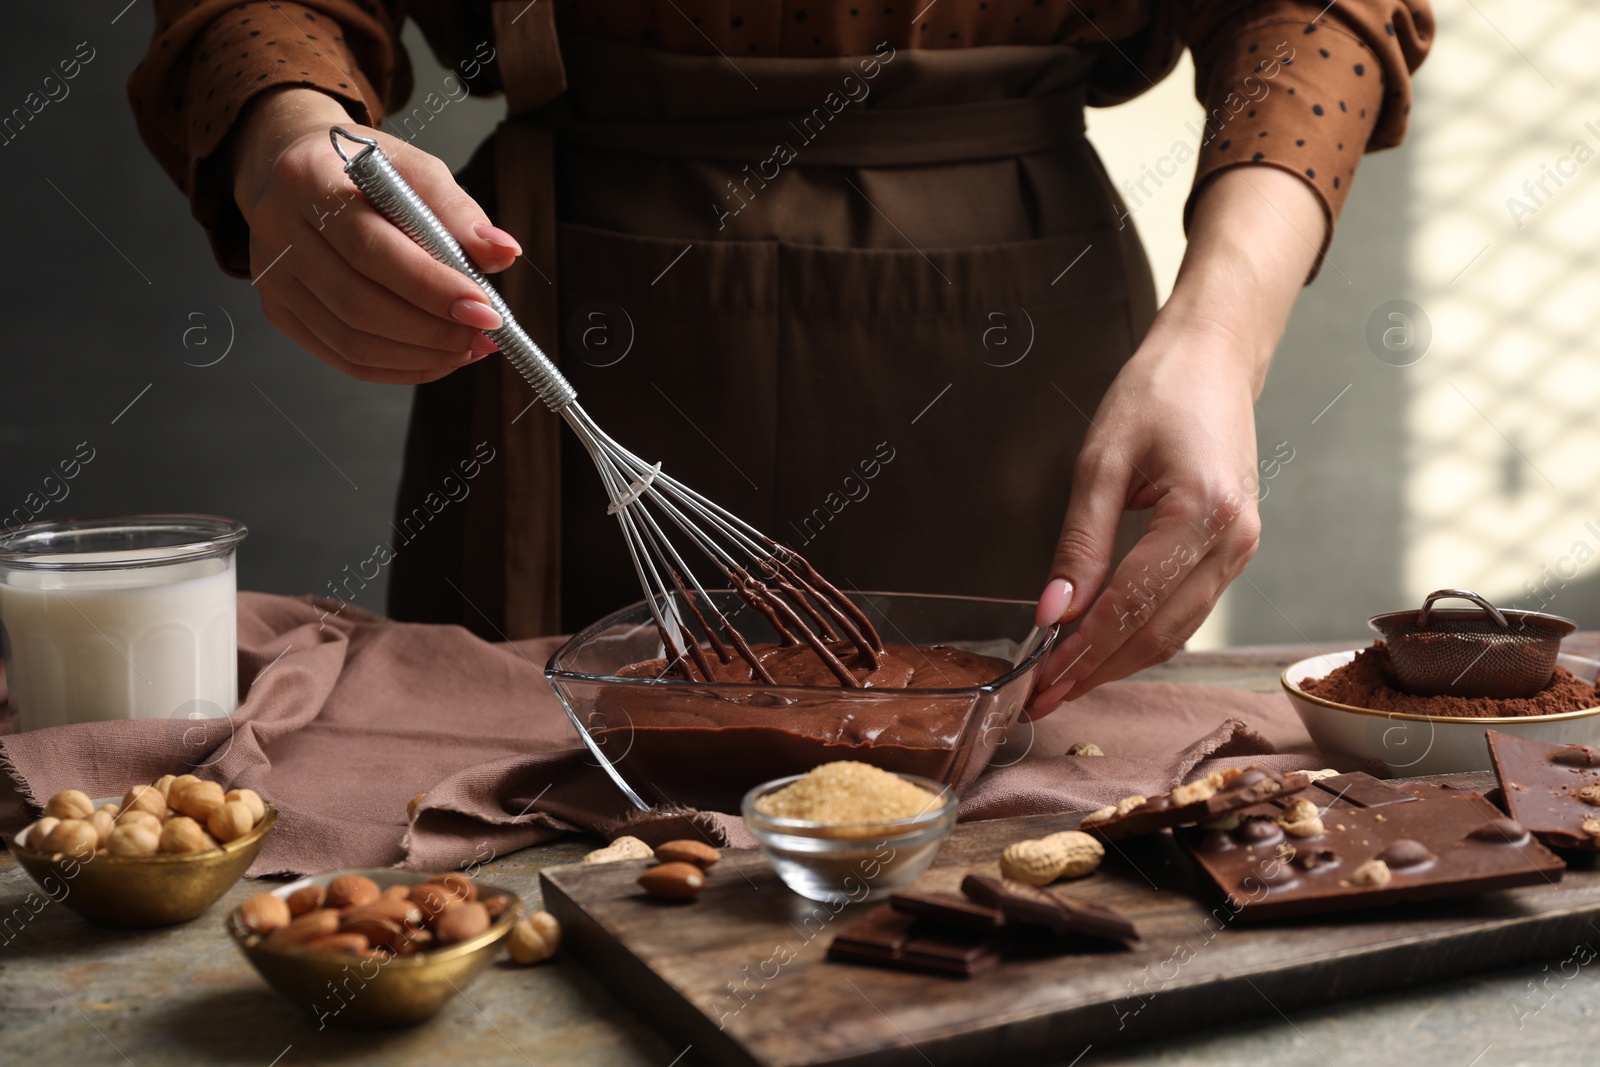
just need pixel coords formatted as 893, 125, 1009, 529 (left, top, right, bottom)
545, 591, 1054, 812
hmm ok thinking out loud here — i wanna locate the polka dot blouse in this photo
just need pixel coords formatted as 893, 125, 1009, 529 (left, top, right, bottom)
127, 0, 1432, 278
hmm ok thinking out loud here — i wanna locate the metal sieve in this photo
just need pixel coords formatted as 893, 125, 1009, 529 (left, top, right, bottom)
1368, 588, 1576, 699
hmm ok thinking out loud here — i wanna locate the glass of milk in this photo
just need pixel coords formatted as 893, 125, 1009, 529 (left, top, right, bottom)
0, 515, 247, 732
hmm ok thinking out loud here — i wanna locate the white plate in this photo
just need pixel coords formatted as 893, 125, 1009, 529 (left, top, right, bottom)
1281, 650, 1600, 777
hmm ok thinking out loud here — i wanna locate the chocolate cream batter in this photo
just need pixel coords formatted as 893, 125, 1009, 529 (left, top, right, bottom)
593, 643, 1014, 812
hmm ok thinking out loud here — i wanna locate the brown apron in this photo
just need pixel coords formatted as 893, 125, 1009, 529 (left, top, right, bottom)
387, 4, 1158, 639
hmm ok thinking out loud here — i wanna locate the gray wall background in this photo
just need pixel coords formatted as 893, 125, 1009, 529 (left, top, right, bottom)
5, 3, 1592, 644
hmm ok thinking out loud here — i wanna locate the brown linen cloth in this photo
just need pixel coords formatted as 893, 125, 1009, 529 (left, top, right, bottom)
0, 594, 1357, 876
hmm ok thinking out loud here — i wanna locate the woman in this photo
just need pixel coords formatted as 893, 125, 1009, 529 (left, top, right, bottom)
128, 1, 1429, 714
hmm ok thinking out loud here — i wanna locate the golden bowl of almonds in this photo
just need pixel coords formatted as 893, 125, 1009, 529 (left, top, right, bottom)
227, 869, 527, 1027
11, 776, 277, 928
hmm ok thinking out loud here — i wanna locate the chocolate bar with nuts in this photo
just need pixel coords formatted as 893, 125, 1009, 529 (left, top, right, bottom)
1177, 773, 1565, 921
1081, 766, 1312, 843
1487, 729, 1600, 852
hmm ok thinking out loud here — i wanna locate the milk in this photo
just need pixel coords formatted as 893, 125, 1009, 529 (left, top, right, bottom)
0, 549, 238, 731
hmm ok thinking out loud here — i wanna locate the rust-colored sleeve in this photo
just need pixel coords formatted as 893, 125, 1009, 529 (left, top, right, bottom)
127, 0, 408, 277
1180, 1, 1433, 279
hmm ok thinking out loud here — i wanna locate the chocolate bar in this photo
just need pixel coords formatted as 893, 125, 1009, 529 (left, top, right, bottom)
888, 890, 1006, 932
960, 874, 1139, 944
827, 906, 1004, 978
1177, 772, 1564, 921
1083, 766, 1312, 842
1487, 730, 1600, 852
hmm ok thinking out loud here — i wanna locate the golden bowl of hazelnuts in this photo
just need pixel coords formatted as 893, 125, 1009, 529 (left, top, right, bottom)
11, 775, 277, 928
227, 869, 527, 1027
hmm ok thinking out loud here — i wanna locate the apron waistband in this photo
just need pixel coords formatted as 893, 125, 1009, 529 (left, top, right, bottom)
539, 89, 1088, 167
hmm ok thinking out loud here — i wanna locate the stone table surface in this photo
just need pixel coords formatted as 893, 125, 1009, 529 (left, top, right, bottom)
5, 638, 1600, 1067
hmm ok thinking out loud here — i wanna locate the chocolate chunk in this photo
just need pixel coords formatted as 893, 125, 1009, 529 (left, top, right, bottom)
960, 875, 1139, 944
1084, 766, 1310, 843
1376, 839, 1434, 869
827, 906, 1003, 978
1488, 731, 1600, 852
1179, 790, 1564, 920
1312, 773, 1419, 809
889, 890, 1005, 932
1196, 830, 1236, 853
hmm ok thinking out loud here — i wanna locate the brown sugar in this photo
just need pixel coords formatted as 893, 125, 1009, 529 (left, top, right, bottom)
1303, 644, 1599, 718
753, 761, 943, 823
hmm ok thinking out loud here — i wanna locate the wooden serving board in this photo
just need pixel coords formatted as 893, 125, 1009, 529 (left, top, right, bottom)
541, 776, 1598, 1067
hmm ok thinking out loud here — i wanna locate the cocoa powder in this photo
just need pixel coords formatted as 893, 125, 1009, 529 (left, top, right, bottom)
1302, 644, 1599, 718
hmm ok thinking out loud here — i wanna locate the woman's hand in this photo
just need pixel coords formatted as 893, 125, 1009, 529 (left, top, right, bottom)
1027, 166, 1328, 715
230, 88, 522, 384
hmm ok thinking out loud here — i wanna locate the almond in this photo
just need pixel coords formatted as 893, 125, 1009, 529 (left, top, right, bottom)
654, 840, 722, 869
270, 909, 341, 944
304, 932, 370, 955
286, 885, 326, 916
432, 902, 491, 945
422, 871, 477, 904
238, 893, 292, 935
325, 875, 381, 909
340, 915, 405, 951
638, 862, 706, 901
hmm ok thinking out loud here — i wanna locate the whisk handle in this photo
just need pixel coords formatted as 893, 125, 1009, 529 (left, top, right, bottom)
330, 127, 577, 411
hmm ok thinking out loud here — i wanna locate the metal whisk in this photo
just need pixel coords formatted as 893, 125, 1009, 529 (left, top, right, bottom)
331, 128, 884, 686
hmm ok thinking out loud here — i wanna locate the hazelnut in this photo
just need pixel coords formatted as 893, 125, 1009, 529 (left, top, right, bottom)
1302, 768, 1341, 782
45, 819, 99, 858
45, 789, 94, 821
637, 862, 706, 901
1170, 778, 1218, 806
152, 774, 179, 798
286, 885, 326, 916
1584, 819, 1600, 839
159, 816, 213, 854
21, 816, 60, 850
207, 800, 256, 843
224, 789, 266, 825
1114, 795, 1147, 817
582, 836, 654, 864
115, 810, 162, 835
122, 785, 168, 819
433, 902, 491, 944
1579, 785, 1600, 807
1352, 859, 1392, 887
238, 892, 292, 935
1278, 798, 1326, 838
508, 911, 561, 965
653, 840, 722, 869
326, 875, 382, 909
87, 808, 116, 847
1080, 805, 1118, 826
1068, 742, 1105, 757
107, 824, 160, 857
170, 780, 226, 821
172, 774, 201, 792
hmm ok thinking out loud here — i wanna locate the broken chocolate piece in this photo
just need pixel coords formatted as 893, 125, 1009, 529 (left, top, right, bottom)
1311, 773, 1419, 809
1178, 788, 1564, 921
888, 890, 1006, 932
959, 875, 1139, 944
1083, 767, 1311, 843
1487, 730, 1600, 852
827, 906, 1003, 978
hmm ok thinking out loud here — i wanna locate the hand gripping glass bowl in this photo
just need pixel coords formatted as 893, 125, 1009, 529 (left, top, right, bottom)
545, 592, 1055, 813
